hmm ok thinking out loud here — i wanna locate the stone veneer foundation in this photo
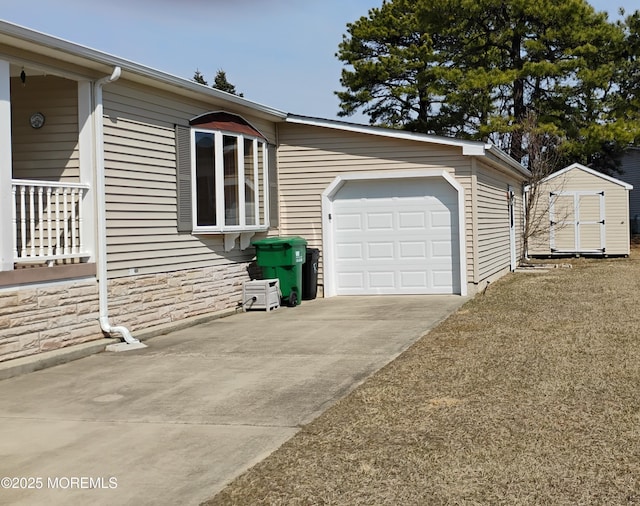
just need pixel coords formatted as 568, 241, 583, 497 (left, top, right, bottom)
0, 263, 251, 362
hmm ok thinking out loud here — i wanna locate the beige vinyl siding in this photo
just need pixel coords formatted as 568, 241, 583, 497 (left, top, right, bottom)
527, 173, 572, 255
529, 167, 630, 256
277, 122, 474, 287
103, 82, 277, 141
567, 169, 629, 255
456, 168, 474, 284
475, 162, 518, 280
10, 75, 79, 181
101, 82, 276, 278
516, 176, 525, 261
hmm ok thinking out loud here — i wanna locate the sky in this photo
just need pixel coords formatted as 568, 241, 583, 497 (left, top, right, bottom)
0, 0, 637, 121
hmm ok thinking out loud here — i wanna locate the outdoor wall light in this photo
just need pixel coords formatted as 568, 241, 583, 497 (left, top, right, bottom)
20, 68, 25, 86
29, 112, 45, 129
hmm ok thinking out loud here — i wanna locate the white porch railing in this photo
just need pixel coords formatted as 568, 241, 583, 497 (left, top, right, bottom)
11, 179, 90, 265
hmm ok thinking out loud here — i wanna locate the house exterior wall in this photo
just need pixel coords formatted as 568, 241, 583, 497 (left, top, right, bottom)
98, 81, 280, 327
0, 278, 100, 362
10, 75, 79, 181
276, 123, 470, 285
106, 263, 248, 333
528, 166, 630, 256
276, 122, 525, 294
1, 79, 279, 362
0, 26, 529, 361
101, 82, 276, 278
0, 261, 250, 362
475, 160, 524, 282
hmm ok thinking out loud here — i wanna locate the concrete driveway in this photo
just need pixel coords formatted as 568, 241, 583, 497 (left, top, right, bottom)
0, 295, 466, 506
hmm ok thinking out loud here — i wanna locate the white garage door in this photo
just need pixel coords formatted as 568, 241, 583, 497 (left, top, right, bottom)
331, 178, 460, 295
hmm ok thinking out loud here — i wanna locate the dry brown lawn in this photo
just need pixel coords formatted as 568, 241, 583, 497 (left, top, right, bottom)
205, 247, 640, 505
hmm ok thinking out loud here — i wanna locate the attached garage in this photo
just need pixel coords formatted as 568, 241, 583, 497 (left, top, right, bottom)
276, 116, 531, 297
323, 171, 464, 296
527, 163, 633, 257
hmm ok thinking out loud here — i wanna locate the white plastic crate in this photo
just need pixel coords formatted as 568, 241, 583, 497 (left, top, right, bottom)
242, 279, 281, 312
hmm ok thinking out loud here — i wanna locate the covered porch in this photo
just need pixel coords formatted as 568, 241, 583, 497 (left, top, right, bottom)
0, 59, 96, 283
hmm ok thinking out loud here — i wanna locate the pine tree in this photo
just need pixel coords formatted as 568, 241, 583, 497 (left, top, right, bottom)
192, 69, 244, 97
192, 69, 208, 86
336, 0, 637, 170
213, 69, 244, 97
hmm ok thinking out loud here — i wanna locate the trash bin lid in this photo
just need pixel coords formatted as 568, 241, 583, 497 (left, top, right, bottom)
252, 236, 307, 247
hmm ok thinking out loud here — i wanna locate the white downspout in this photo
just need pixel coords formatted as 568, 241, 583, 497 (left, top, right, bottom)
94, 67, 143, 346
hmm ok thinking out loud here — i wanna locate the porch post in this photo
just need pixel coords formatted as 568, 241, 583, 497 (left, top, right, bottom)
77, 81, 95, 263
0, 59, 13, 271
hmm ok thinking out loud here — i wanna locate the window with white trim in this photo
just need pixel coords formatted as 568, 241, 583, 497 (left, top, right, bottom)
175, 112, 274, 235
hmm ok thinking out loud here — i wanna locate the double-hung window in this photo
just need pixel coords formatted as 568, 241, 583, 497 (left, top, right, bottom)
177, 112, 271, 235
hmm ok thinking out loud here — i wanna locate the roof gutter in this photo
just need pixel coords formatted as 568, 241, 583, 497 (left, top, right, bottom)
484, 144, 532, 178
94, 66, 146, 349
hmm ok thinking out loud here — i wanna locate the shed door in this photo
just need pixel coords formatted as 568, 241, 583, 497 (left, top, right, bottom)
550, 191, 605, 253
331, 178, 460, 295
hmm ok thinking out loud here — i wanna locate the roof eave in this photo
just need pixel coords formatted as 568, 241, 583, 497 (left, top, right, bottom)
0, 19, 288, 121
287, 114, 530, 178
484, 144, 531, 178
543, 162, 634, 190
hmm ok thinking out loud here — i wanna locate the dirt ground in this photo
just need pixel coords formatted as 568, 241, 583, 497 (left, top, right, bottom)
204, 247, 640, 505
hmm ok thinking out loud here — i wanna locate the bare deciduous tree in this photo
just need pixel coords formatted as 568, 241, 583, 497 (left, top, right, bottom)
522, 113, 564, 259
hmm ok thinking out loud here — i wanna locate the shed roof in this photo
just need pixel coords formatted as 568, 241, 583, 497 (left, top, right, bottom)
541, 163, 633, 190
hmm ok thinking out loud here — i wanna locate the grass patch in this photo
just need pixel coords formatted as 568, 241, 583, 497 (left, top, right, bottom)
205, 249, 640, 505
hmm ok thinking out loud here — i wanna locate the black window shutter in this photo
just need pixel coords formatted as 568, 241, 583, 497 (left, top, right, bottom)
175, 125, 192, 232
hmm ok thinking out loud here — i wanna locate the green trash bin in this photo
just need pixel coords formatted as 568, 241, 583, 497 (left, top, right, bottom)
252, 236, 307, 306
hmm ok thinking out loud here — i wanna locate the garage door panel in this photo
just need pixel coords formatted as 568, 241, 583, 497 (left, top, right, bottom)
368, 213, 394, 230
335, 213, 362, 231
337, 271, 365, 291
336, 242, 363, 260
336, 179, 453, 200
369, 271, 395, 289
433, 270, 455, 289
400, 271, 428, 288
399, 211, 426, 229
431, 210, 453, 228
368, 242, 394, 259
431, 240, 453, 258
399, 241, 427, 259
331, 177, 460, 295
